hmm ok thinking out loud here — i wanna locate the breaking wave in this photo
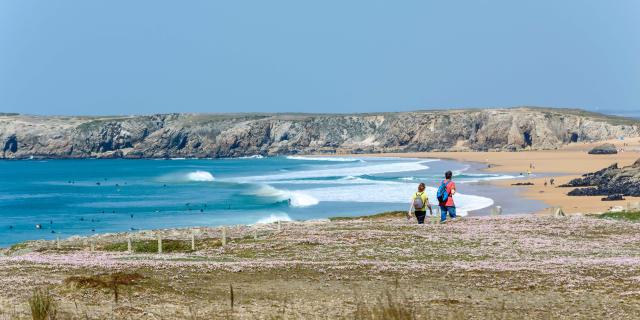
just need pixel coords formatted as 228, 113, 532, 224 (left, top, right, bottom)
249, 185, 319, 207
158, 170, 215, 183
255, 213, 292, 224
286, 156, 363, 162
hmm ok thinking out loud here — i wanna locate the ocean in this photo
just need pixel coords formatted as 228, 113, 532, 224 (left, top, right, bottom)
0, 156, 545, 247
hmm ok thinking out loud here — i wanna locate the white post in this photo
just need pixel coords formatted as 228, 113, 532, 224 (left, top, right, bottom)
127, 236, 132, 253
277, 220, 281, 232
56, 236, 61, 249
90, 240, 95, 252
253, 228, 258, 240
191, 232, 196, 251
496, 206, 503, 216
221, 227, 227, 246
157, 234, 163, 254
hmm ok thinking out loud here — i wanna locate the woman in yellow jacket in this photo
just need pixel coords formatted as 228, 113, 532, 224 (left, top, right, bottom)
408, 183, 433, 224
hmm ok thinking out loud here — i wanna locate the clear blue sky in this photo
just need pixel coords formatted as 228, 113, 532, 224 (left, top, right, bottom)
1, 1, 638, 115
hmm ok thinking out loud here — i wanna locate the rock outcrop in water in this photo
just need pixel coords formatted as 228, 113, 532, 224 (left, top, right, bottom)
563, 159, 640, 197
0, 108, 638, 159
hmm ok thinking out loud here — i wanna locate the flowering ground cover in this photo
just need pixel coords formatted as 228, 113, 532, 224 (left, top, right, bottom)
0, 213, 639, 319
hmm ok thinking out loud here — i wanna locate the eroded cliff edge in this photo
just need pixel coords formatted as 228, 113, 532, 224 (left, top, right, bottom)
1, 108, 638, 159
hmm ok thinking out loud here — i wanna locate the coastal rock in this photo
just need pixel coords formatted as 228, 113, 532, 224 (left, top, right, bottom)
0, 108, 638, 159
565, 159, 640, 197
588, 143, 618, 155
601, 194, 625, 201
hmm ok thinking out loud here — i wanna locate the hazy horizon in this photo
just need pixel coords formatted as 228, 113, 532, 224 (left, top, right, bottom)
1, 1, 638, 116
2, 105, 639, 119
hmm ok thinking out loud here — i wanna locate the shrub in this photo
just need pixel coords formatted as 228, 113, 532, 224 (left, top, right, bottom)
28, 288, 57, 320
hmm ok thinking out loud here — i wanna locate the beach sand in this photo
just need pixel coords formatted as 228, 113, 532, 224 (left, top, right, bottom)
352, 137, 640, 215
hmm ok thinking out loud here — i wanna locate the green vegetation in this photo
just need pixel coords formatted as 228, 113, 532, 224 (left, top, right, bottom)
597, 211, 640, 222
28, 288, 57, 320
9, 242, 28, 252
329, 211, 407, 221
102, 239, 193, 253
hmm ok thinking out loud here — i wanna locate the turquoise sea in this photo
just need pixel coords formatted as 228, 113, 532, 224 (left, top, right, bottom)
0, 156, 545, 247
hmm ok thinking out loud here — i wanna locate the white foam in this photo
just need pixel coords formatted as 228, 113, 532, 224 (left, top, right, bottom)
249, 185, 319, 207
237, 160, 436, 182
302, 183, 493, 216
159, 170, 215, 183
240, 155, 264, 159
255, 213, 292, 224
286, 156, 363, 162
186, 171, 215, 182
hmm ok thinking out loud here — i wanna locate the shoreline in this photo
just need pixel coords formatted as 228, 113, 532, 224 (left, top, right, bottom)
333, 137, 640, 215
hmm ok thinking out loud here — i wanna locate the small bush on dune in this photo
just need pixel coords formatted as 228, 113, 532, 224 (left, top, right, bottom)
354, 291, 415, 320
64, 272, 143, 303
28, 288, 57, 320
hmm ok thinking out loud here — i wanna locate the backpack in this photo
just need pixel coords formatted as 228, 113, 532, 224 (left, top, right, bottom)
437, 181, 451, 203
413, 192, 425, 210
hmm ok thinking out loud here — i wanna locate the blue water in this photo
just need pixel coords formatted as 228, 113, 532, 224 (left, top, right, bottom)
0, 156, 541, 247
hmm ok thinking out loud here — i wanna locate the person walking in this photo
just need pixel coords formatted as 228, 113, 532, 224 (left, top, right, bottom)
437, 171, 457, 223
408, 183, 433, 224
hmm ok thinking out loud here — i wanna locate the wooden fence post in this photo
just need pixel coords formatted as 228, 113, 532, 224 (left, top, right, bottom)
127, 236, 132, 253
56, 236, 61, 249
496, 206, 503, 216
221, 227, 227, 246
191, 232, 196, 251
157, 234, 163, 254
277, 220, 281, 232
90, 240, 95, 252
253, 228, 258, 240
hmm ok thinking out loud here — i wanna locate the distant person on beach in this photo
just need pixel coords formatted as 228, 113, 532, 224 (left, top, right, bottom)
437, 171, 457, 223
550, 178, 555, 186
408, 183, 433, 224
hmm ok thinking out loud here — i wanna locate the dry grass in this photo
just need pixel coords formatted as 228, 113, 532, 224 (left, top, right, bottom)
1, 215, 640, 319
28, 288, 57, 320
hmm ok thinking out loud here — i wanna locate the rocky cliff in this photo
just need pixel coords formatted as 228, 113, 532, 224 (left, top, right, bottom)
1, 108, 638, 159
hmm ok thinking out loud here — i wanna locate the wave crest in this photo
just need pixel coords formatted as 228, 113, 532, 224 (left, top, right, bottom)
255, 213, 292, 224
159, 170, 215, 183
286, 156, 363, 162
250, 185, 319, 207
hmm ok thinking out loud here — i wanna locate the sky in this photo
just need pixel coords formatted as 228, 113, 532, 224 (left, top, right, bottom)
0, 1, 638, 116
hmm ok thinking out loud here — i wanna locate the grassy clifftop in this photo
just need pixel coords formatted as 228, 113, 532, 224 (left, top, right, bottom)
1, 214, 639, 319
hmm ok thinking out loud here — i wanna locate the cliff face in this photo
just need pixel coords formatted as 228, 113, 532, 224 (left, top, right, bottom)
1, 108, 638, 159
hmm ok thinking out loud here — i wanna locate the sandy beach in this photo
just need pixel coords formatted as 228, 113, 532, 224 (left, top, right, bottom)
352, 138, 640, 215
